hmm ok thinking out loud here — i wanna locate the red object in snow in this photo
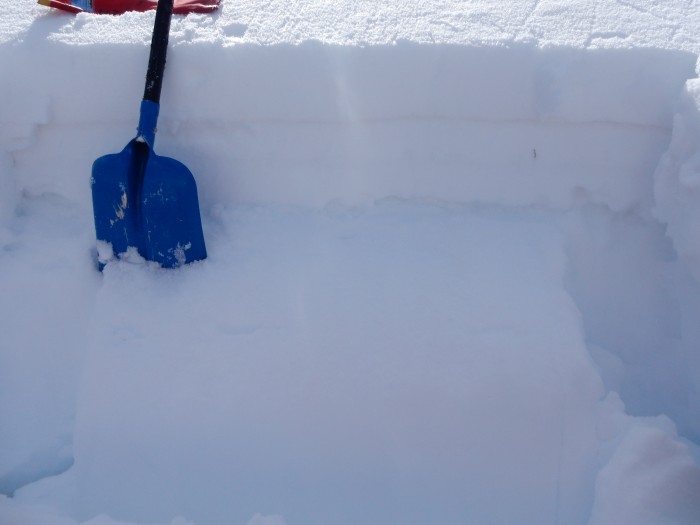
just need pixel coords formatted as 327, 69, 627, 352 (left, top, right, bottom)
38, 0, 82, 13
95, 0, 220, 14
38, 0, 220, 15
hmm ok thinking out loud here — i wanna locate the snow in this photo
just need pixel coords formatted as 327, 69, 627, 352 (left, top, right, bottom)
589, 422, 700, 525
655, 77, 700, 284
2, 1, 700, 525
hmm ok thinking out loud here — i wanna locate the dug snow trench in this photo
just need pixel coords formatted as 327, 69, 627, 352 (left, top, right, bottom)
2, 30, 700, 525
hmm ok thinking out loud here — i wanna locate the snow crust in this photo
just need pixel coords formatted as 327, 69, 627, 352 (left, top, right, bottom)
4, 0, 700, 49
2, 1, 700, 525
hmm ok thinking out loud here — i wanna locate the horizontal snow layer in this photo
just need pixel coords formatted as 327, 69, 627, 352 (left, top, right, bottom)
1, 41, 696, 215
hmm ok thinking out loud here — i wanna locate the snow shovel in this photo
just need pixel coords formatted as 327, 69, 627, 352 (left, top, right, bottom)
91, 0, 206, 269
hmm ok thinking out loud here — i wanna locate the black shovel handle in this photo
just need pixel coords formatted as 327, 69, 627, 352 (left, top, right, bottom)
143, 0, 174, 104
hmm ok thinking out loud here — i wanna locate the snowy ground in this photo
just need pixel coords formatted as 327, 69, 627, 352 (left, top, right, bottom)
2, 1, 700, 525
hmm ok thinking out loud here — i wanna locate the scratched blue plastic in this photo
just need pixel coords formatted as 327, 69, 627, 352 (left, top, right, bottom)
71, 0, 93, 11
91, 100, 207, 268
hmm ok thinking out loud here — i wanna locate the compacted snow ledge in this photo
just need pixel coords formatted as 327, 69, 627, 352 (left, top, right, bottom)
3, 202, 700, 525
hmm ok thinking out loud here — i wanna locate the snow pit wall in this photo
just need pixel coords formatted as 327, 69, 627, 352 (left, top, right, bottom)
1, 41, 697, 216
3, 33, 700, 525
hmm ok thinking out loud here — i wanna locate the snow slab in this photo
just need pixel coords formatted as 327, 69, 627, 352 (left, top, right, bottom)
2, 1, 700, 525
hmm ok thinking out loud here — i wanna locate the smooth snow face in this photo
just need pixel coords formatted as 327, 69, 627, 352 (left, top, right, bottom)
59, 205, 610, 525
2, 2, 700, 525
3, 40, 696, 211
3, 202, 700, 525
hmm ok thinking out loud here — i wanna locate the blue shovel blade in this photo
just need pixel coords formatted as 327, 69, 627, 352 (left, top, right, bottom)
91, 139, 207, 268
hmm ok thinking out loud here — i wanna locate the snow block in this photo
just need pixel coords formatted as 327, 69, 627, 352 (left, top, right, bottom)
65, 206, 610, 525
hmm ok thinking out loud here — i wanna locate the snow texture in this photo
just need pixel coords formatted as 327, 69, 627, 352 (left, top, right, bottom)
2, 1, 700, 525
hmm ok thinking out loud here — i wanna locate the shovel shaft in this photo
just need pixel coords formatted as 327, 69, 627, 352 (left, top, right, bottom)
143, 0, 174, 104
138, 0, 173, 145
137, 99, 160, 146
92, 0, 207, 269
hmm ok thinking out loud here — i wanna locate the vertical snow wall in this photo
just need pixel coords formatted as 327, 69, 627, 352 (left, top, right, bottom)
2, 29, 700, 525
1, 42, 697, 213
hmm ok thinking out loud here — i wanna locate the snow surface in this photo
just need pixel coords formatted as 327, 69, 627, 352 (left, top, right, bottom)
2, 1, 700, 524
